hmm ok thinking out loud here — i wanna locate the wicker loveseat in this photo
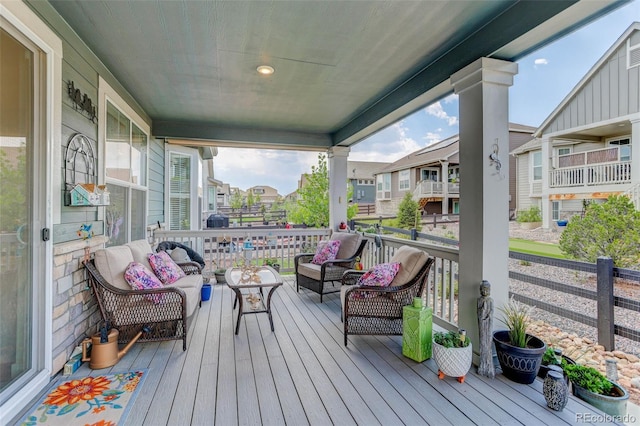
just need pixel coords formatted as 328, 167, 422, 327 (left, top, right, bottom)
83, 240, 204, 351
294, 232, 367, 302
341, 245, 434, 346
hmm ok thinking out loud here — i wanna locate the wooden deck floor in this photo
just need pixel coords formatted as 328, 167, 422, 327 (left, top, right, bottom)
60, 276, 623, 425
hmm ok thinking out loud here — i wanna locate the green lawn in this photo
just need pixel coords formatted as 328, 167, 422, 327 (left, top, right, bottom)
509, 238, 567, 259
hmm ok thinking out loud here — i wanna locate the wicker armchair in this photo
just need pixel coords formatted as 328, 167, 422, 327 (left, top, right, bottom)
84, 240, 204, 351
341, 246, 434, 346
294, 232, 367, 302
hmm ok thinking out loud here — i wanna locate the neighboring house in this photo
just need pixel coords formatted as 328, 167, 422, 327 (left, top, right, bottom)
246, 185, 280, 207
375, 124, 535, 216
512, 23, 640, 228
216, 182, 232, 208
347, 161, 390, 204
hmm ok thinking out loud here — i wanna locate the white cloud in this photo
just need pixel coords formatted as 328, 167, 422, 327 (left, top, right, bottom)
423, 132, 441, 145
534, 58, 548, 65
350, 122, 421, 162
425, 102, 458, 126
443, 93, 458, 104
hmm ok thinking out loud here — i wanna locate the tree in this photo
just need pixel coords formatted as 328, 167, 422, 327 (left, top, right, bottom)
559, 195, 640, 267
396, 192, 419, 229
289, 154, 329, 227
230, 191, 243, 211
246, 191, 256, 211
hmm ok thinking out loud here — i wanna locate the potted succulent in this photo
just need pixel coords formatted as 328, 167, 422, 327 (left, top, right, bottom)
433, 329, 472, 383
493, 297, 546, 384
565, 363, 629, 416
538, 346, 577, 383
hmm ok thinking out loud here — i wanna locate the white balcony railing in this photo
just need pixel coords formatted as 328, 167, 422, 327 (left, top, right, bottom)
413, 180, 461, 198
549, 161, 632, 188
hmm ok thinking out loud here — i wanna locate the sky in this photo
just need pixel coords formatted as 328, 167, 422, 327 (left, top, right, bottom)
214, 1, 640, 196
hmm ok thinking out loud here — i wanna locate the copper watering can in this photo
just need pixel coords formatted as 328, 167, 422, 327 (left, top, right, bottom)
82, 324, 149, 369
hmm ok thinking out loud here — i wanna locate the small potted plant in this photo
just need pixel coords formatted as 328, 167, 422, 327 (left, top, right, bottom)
214, 267, 227, 284
493, 297, 546, 384
263, 258, 280, 272
516, 206, 542, 230
433, 329, 472, 383
538, 346, 577, 383
564, 363, 629, 416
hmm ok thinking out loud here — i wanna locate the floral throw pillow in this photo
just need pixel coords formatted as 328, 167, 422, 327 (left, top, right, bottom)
311, 240, 341, 265
354, 262, 401, 298
124, 261, 165, 304
148, 251, 186, 285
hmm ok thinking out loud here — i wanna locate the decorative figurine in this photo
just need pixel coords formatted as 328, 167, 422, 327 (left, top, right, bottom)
477, 280, 495, 378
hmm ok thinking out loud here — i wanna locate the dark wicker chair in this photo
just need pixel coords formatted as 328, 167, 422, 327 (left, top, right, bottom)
341, 246, 434, 346
294, 232, 367, 302
84, 255, 203, 351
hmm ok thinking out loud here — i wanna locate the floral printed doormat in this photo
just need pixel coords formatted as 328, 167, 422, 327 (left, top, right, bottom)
18, 370, 147, 426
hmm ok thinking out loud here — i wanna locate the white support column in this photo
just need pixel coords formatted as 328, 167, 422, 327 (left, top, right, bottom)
631, 119, 640, 183
541, 137, 552, 229
441, 161, 449, 214
328, 146, 350, 230
451, 58, 517, 353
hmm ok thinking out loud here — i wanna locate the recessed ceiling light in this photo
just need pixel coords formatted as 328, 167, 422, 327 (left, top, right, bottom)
257, 65, 275, 76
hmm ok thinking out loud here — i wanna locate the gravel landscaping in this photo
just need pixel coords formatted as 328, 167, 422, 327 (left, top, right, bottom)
421, 220, 640, 404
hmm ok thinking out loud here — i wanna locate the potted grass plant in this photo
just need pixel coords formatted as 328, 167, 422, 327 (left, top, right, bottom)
565, 363, 629, 416
493, 297, 546, 384
433, 330, 472, 383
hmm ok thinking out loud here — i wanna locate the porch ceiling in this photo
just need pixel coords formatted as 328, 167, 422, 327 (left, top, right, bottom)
47, 0, 625, 149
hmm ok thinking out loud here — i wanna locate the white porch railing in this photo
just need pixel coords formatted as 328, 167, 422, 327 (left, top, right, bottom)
154, 228, 331, 277
413, 180, 460, 198
154, 228, 460, 330
549, 161, 632, 188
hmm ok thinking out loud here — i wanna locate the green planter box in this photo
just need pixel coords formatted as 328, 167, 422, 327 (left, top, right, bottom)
402, 302, 433, 362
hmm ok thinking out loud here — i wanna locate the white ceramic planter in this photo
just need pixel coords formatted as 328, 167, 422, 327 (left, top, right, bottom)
433, 341, 472, 383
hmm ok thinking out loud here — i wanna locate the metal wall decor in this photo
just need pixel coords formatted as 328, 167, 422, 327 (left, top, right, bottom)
67, 81, 97, 123
64, 133, 109, 206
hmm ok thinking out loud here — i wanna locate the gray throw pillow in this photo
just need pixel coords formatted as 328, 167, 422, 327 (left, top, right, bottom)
170, 247, 190, 263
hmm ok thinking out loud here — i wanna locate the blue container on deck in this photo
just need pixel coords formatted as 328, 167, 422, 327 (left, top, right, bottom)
201, 283, 212, 301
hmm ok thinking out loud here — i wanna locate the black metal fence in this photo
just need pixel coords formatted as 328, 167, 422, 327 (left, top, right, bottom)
354, 221, 640, 351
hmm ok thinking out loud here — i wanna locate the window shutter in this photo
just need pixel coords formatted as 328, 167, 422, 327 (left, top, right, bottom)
169, 153, 191, 230
628, 39, 640, 69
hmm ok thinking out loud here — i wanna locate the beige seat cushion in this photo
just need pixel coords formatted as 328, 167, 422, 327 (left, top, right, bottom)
127, 239, 155, 271
170, 274, 203, 290
330, 232, 362, 260
94, 246, 135, 291
341, 285, 402, 316
298, 262, 323, 281
389, 246, 429, 286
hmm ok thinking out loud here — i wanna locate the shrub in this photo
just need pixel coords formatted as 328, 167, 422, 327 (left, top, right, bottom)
559, 195, 640, 267
564, 364, 613, 395
516, 206, 542, 223
396, 192, 419, 229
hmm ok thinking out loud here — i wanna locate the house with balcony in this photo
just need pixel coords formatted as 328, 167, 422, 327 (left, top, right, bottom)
376, 124, 535, 217
512, 22, 640, 228
1, 0, 630, 422
246, 185, 281, 207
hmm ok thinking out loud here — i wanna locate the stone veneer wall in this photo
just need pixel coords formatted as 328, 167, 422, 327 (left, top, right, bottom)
51, 236, 108, 374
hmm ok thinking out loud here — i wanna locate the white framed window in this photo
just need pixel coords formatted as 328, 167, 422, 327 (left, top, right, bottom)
552, 201, 560, 221
420, 168, 439, 182
376, 173, 391, 199
452, 201, 460, 214
448, 166, 460, 182
607, 136, 631, 161
532, 151, 542, 181
253, 188, 265, 194
399, 169, 410, 190
100, 79, 150, 247
358, 179, 374, 185
166, 147, 201, 231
